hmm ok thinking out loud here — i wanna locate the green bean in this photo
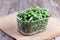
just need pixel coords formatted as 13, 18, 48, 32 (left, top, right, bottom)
17, 6, 50, 22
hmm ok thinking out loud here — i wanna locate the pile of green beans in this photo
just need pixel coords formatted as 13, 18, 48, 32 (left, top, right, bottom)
17, 7, 50, 22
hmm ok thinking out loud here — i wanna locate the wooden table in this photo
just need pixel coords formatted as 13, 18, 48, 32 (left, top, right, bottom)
0, 0, 60, 40
0, 12, 60, 40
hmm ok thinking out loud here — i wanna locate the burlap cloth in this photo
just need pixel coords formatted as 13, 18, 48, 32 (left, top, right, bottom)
0, 12, 60, 40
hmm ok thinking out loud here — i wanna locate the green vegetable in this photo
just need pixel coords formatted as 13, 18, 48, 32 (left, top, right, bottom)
17, 6, 51, 34
17, 7, 50, 22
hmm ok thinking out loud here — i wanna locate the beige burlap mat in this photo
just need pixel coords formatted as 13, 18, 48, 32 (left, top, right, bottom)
0, 12, 60, 40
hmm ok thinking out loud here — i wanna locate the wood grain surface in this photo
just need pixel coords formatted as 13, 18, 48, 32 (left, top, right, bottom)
0, 0, 20, 16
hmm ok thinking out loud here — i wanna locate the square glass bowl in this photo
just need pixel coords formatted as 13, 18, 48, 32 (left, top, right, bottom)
16, 7, 51, 35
